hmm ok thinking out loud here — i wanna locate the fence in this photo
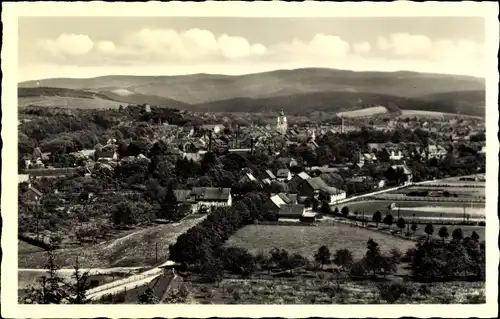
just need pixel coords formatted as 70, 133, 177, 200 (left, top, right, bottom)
411, 184, 485, 189
368, 195, 485, 203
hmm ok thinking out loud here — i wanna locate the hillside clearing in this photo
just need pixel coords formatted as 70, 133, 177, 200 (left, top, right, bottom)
19, 96, 123, 109
225, 224, 415, 260
337, 106, 388, 118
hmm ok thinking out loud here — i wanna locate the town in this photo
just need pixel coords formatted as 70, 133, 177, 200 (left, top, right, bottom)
18, 101, 486, 304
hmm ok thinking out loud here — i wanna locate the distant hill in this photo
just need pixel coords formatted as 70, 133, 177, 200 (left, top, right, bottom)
19, 68, 485, 105
191, 91, 485, 117
18, 87, 191, 110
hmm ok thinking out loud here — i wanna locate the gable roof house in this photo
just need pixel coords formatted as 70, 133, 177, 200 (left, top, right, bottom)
277, 204, 316, 222
190, 187, 232, 211
386, 164, 413, 185
295, 177, 347, 204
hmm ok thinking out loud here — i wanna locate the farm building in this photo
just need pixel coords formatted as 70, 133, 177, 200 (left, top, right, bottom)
175, 187, 232, 212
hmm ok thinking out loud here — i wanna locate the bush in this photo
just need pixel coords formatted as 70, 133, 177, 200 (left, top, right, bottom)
377, 282, 414, 304
349, 261, 366, 280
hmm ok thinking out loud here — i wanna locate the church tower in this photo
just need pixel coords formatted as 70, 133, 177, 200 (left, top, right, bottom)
276, 109, 288, 135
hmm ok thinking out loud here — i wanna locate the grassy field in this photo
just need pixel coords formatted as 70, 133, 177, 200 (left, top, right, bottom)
332, 200, 485, 221
18, 216, 206, 269
19, 240, 45, 255
388, 186, 485, 198
225, 224, 415, 260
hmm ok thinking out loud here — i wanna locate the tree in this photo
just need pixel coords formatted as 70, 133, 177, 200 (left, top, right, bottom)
66, 258, 91, 304
161, 184, 180, 221
223, 247, 256, 276
383, 214, 394, 229
333, 249, 353, 271
341, 206, 350, 217
372, 211, 382, 227
452, 228, 464, 241
471, 231, 480, 242
411, 223, 417, 235
320, 200, 332, 215
200, 254, 224, 285
396, 217, 406, 234
363, 239, 383, 277
314, 245, 331, 269
333, 207, 340, 215
424, 223, 434, 241
438, 226, 449, 243
23, 247, 67, 304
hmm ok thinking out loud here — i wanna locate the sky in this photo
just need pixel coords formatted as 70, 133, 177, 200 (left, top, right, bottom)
18, 16, 486, 81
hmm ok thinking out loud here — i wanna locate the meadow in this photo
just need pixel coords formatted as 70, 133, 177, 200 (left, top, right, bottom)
224, 224, 416, 260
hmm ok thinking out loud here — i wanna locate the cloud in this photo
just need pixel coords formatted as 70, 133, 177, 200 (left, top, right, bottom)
96, 41, 115, 54
31, 29, 485, 79
378, 33, 432, 55
39, 33, 94, 57
353, 41, 371, 54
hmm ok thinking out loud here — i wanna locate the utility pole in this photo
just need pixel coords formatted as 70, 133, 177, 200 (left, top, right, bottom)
362, 208, 365, 227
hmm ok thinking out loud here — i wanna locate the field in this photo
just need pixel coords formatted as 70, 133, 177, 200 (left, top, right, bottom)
336, 106, 388, 118
225, 224, 416, 260
331, 200, 485, 221
185, 276, 485, 304
18, 96, 123, 109
386, 185, 485, 199
18, 216, 206, 269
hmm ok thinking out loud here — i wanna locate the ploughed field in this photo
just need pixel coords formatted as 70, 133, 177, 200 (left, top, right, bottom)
224, 224, 415, 260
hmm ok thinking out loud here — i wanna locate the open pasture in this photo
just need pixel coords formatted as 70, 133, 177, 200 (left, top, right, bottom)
225, 224, 415, 260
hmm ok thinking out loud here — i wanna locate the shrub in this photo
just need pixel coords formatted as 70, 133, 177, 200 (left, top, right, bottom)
349, 261, 366, 280
377, 282, 414, 304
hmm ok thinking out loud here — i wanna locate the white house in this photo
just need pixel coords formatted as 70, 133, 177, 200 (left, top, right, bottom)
190, 187, 232, 212
276, 169, 292, 181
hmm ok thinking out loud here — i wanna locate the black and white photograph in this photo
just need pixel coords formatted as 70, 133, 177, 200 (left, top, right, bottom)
1, 1, 498, 318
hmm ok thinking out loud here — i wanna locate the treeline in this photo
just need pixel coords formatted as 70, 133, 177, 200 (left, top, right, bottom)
169, 192, 277, 273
